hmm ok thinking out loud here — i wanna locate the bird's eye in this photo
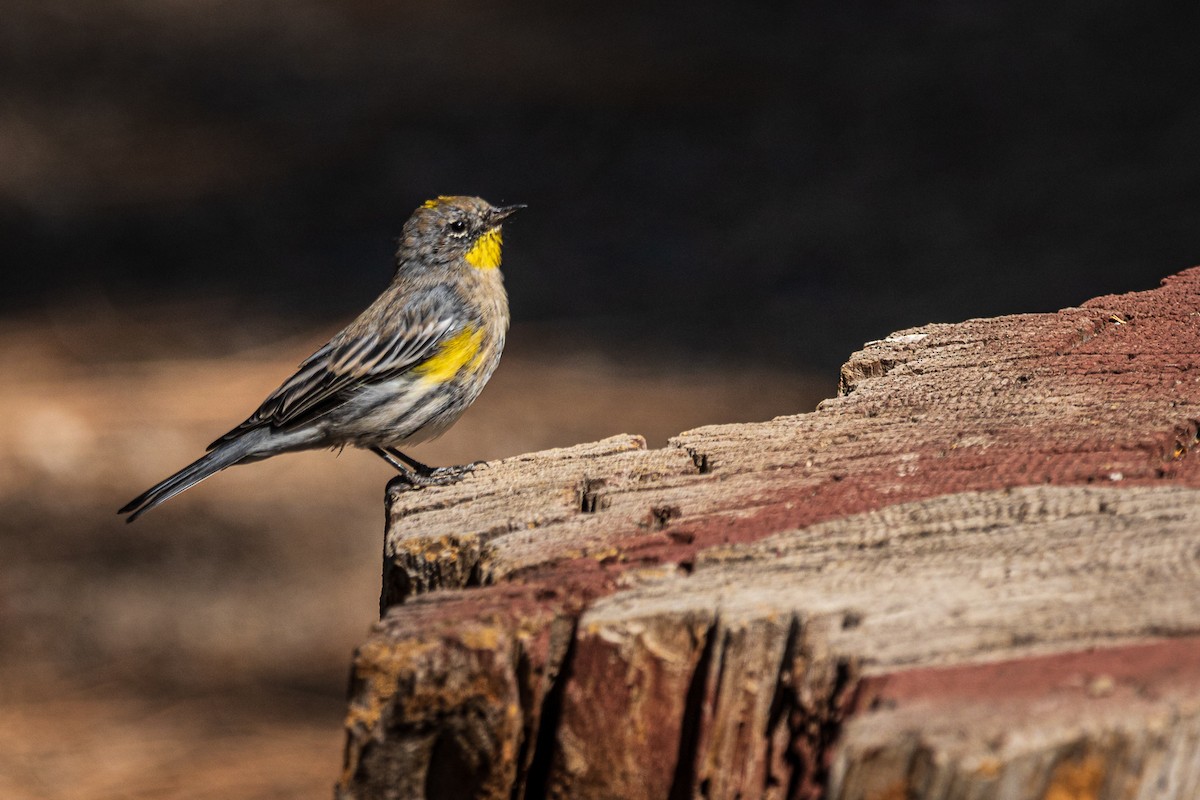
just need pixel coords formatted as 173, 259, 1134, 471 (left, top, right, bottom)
449, 220, 468, 235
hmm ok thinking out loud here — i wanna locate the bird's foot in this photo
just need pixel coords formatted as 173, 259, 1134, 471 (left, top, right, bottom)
388, 461, 485, 491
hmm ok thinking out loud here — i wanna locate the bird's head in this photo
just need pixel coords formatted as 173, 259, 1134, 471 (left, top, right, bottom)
397, 196, 525, 271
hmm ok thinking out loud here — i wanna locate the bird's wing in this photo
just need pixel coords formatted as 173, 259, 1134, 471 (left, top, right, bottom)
208, 287, 465, 448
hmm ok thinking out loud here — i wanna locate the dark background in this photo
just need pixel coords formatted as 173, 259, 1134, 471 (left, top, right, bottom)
6, 0, 1197, 368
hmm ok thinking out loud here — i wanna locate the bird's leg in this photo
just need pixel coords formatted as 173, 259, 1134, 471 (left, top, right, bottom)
384, 447, 484, 486
383, 448, 433, 473
371, 447, 430, 493
372, 445, 483, 488
371, 446, 411, 473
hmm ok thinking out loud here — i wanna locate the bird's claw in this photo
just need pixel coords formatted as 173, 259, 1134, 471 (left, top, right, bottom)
389, 461, 480, 490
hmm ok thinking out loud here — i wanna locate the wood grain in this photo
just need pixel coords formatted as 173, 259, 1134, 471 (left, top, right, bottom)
341, 268, 1200, 799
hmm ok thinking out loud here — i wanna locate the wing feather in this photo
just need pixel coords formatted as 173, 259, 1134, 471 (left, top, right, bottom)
208, 287, 466, 448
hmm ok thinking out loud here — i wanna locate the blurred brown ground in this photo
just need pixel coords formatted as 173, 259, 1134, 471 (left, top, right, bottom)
0, 305, 829, 799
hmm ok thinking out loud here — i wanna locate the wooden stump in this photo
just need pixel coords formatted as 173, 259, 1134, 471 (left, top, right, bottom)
339, 269, 1200, 799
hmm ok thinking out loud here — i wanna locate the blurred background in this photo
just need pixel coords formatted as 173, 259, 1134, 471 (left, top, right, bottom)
2, 1, 1197, 797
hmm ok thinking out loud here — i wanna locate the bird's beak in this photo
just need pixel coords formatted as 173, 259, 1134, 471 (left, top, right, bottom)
490, 204, 526, 225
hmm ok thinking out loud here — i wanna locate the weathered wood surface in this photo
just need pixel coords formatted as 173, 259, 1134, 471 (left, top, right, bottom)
339, 269, 1200, 799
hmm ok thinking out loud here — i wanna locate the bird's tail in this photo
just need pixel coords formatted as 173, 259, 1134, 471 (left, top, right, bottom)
118, 438, 254, 523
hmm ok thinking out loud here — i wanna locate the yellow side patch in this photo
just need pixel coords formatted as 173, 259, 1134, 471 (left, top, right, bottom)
464, 229, 503, 270
414, 327, 483, 383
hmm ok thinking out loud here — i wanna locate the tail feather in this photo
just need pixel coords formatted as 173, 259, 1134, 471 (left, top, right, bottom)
119, 440, 252, 523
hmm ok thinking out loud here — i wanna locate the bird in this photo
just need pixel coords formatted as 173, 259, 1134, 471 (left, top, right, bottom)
119, 195, 522, 522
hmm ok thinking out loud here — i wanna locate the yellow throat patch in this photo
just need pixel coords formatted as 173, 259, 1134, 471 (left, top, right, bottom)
414, 327, 484, 383
464, 229, 503, 270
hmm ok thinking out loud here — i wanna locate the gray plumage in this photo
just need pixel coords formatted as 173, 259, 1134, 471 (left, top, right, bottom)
120, 196, 520, 522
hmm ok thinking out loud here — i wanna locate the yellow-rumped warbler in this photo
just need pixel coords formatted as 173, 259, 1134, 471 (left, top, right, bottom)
119, 195, 522, 522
